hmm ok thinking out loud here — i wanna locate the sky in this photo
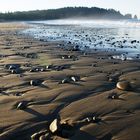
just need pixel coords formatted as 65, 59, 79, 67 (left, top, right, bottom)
0, 0, 140, 18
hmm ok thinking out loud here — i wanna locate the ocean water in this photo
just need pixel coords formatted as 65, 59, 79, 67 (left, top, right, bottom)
22, 19, 140, 60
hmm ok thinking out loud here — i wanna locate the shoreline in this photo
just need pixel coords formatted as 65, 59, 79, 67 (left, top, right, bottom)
22, 21, 140, 60
0, 22, 140, 140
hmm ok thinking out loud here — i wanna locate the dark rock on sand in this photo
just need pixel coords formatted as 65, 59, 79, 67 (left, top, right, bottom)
11, 68, 22, 74
59, 75, 80, 84
31, 130, 48, 140
39, 133, 50, 140
49, 119, 75, 138
85, 116, 101, 123
4, 64, 20, 70
59, 78, 71, 84
69, 75, 80, 82
108, 93, 119, 99
46, 64, 53, 69
17, 101, 28, 110
30, 79, 43, 86
29, 66, 46, 72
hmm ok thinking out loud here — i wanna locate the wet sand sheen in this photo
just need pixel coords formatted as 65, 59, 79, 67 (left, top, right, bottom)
0, 22, 140, 140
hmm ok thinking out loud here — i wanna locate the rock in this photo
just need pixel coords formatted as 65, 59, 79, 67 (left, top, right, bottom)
30, 79, 42, 86
31, 133, 39, 140
61, 55, 67, 59
71, 76, 77, 82
108, 93, 119, 99
59, 75, 80, 84
92, 116, 101, 123
59, 78, 70, 84
70, 75, 80, 82
9, 65, 17, 70
49, 119, 59, 133
40, 68, 45, 72
54, 65, 64, 71
11, 68, 21, 74
31, 130, 48, 140
60, 124, 75, 138
108, 77, 118, 82
5, 64, 20, 70
116, 81, 131, 90
46, 65, 53, 69
85, 117, 92, 122
39, 135, 46, 140
29, 68, 37, 72
85, 116, 101, 123
49, 119, 75, 138
39, 133, 50, 140
17, 101, 27, 110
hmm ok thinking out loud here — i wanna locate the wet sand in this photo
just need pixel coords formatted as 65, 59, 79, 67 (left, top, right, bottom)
0, 23, 140, 140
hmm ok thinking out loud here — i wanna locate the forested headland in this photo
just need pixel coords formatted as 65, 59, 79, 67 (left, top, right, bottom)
0, 7, 137, 21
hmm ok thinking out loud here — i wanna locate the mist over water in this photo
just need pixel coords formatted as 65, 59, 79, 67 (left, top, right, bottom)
23, 19, 140, 59
33, 19, 140, 28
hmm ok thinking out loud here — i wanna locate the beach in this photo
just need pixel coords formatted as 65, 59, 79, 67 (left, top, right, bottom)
0, 22, 140, 140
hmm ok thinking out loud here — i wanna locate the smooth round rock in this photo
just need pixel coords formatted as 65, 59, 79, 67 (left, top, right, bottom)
116, 81, 130, 90
49, 119, 59, 133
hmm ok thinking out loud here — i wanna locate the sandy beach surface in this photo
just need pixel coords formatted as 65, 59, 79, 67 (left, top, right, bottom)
0, 22, 140, 140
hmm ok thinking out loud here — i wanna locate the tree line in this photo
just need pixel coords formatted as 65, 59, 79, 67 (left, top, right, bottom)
0, 7, 135, 21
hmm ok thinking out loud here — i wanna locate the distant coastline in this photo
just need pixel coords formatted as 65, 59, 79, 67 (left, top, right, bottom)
0, 7, 138, 21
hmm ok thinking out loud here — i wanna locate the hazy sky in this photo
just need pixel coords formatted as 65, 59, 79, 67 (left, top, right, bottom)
0, 0, 140, 18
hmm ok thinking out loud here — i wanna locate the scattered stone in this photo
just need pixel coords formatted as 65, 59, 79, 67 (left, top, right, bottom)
30, 79, 43, 86
31, 133, 39, 140
108, 93, 119, 99
108, 77, 118, 82
40, 68, 45, 72
70, 75, 80, 82
46, 64, 53, 69
11, 68, 22, 74
85, 117, 92, 122
49, 119, 75, 138
92, 116, 101, 123
39, 133, 50, 140
17, 101, 27, 110
29, 66, 46, 72
116, 81, 131, 90
60, 78, 70, 84
59, 75, 80, 84
4, 64, 20, 70
31, 130, 48, 140
84, 115, 101, 123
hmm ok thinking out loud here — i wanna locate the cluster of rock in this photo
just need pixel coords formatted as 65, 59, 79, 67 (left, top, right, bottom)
31, 119, 75, 140
4, 64, 22, 74
59, 75, 80, 84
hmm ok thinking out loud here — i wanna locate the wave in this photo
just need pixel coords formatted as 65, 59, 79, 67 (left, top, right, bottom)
29, 19, 140, 28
